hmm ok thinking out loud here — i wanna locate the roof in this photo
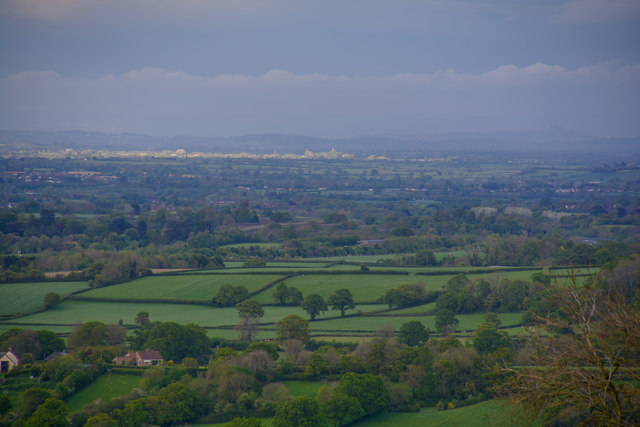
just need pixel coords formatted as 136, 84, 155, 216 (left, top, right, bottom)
136, 350, 163, 360
0, 350, 19, 364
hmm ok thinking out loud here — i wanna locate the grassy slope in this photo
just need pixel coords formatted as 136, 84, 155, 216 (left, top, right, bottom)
0, 281, 89, 315
77, 274, 283, 301
65, 373, 142, 412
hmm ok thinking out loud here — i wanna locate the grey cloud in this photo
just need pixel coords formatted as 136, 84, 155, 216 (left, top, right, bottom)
1, 63, 638, 137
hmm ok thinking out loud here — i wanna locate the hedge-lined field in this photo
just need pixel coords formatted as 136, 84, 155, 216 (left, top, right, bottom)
77, 274, 284, 301
0, 281, 89, 315
66, 373, 142, 412
352, 399, 524, 427
311, 312, 525, 334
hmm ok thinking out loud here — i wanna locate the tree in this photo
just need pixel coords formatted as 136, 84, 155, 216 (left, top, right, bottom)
301, 294, 327, 321
435, 309, 459, 334
135, 311, 149, 326
273, 283, 303, 306
84, 413, 117, 427
273, 396, 326, 427
276, 315, 310, 342
328, 289, 355, 317
236, 299, 264, 342
37, 330, 65, 359
2, 329, 41, 358
497, 282, 640, 426
20, 388, 54, 418
43, 292, 62, 309
236, 299, 264, 319
25, 398, 69, 427
415, 249, 437, 266
105, 323, 127, 345
398, 320, 429, 346
472, 314, 510, 355
66, 321, 107, 349
213, 284, 250, 307
335, 372, 390, 417
320, 392, 364, 427
131, 322, 210, 362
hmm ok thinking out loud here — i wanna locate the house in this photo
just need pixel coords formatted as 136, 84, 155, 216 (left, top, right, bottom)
112, 350, 163, 366
0, 350, 19, 373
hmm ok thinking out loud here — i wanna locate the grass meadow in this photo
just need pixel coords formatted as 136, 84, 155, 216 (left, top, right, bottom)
65, 373, 142, 412
0, 281, 89, 315
77, 274, 284, 301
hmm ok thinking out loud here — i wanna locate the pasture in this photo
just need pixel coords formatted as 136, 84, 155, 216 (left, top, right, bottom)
353, 400, 525, 427
77, 274, 284, 301
65, 373, 142, 412
0, 281, 89, 316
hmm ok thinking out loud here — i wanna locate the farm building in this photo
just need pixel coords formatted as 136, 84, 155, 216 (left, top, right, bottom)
0, 349, 19, 373
112, 350, 163, 366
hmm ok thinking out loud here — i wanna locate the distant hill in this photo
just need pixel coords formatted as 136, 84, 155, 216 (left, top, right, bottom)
1, 128, 638, 157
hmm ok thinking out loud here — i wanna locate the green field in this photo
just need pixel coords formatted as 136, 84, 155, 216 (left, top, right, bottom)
353, 400, 526, 427
266, 274, 431, 303
65, 373, 142, 412
77, 274, 283, 301
311, 312, 524, 333
281, 380, 324, 399
0, 281, 89, 315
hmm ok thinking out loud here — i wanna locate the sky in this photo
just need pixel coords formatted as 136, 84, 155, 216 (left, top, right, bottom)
1, 0, 639, 138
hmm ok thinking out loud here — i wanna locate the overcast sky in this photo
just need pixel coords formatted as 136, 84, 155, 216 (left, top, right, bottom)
1, 0, 639, 138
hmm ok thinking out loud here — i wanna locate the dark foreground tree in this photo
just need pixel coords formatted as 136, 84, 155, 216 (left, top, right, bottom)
25, 398, 69, 427
496, 281, 640, 426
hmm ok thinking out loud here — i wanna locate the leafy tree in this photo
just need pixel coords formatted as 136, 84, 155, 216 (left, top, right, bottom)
20, 388, 54, 418
105, 323, 127, 345
472, 317, 511, 355
236, 299, 264, 342
435, 309, 459, 333
320, 392, 364, 427
236, 299, 264, 319
43, 292, 62, 309
328, 289, 355, 317
275, 315, 310, 342
2, 329, 41, 358
84, 413, 117, 427
25, 398, 69, 427
414, 249, 438, 266
156, 383, 207, 425
131, 322, 210, 362
398, 320, 429, 346
301, 294, 327, 321
304, 353, 327, 378
37, 330, 65, 359
67, 321, 107, 349
273, 396, 326, 427
273, 283, 303, 306
213, 284, 250, 307
335, 372, 390, 417
134, 311, 149, 326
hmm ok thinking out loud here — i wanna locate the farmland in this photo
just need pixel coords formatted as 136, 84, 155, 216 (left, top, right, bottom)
0, 264, 553, 340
